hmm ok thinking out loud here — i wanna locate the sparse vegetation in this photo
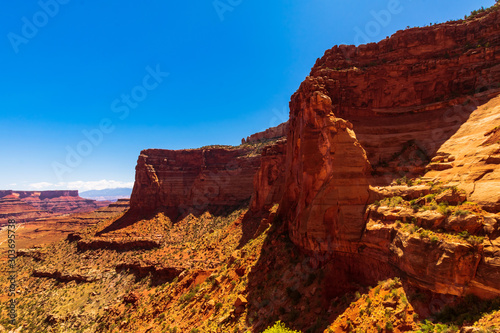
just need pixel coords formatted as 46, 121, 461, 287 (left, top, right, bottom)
262, 321, 301, 333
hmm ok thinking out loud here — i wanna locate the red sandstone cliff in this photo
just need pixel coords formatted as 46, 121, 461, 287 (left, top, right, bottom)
311, 9, 500, 180
129, 147, 262, 220
277, 7, 500, 298
126, 6, 500, 300
128, 121, 289, 220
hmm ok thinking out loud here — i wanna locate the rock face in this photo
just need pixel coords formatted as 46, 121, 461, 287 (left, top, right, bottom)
129, 147, 262, 220
243, 122, 289, 144
249, 139, 287, 212
279, 85, 372, 253
276, 7, 500, 297
424, 95, 500, 212
309, 9, 500, 181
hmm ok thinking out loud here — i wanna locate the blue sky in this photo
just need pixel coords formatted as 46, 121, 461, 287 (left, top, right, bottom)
0, 0, 495, 192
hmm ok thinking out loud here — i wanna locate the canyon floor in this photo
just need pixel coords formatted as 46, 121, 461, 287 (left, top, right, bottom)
0, 199, 499, 332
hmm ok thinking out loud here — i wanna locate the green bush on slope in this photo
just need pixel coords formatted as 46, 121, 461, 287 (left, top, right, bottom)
262, 320, 301, 333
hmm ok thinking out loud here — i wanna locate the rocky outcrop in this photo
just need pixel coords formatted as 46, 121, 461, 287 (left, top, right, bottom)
115, 262, 184, 285
424, 95, 500, 212
129, 147, 263, 220
33, 268, 102, 283
309, 8, 500, 181
249, 139, 287, 212
276, 6, 500, 298
243, 122, 289, 144
279, 84, 373, 253
77, 237, 162, 251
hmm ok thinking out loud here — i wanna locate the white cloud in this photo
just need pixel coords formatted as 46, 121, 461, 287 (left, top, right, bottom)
27, 180, 134, 192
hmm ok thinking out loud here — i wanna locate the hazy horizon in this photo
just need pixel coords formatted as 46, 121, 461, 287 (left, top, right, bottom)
1, 0, 494, 192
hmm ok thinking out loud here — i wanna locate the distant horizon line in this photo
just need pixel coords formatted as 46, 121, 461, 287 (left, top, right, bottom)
0, 187, 133, 193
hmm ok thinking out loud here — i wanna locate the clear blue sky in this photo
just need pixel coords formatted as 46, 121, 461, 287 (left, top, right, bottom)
0, 0, 494, 191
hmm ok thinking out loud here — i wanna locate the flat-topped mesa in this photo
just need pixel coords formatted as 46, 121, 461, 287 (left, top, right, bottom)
0, 190, 79, 200
0, 190, 108, 225
308, 8, 500, 176
39, 190, 79, 200
129, 146, 262, 220
129, 122, 289, 220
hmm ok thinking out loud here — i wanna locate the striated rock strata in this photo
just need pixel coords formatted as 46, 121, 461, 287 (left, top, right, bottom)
0, 190, 109, 225
309, 8, 500, 181
127, 7, 500, 300
276, 7, 500, 298
130, 147, 262, 220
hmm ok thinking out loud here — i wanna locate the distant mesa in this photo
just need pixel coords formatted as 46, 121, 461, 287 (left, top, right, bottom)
0, 190, 111, 225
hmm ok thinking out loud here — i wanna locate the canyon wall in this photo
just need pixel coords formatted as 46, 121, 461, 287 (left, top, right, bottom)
249, 139, 287, 212
276, 8, 500, 297
127, 7, 500, 299
310, 9, 500, 180
243, 122, 289, 144
129, 147, 262, 219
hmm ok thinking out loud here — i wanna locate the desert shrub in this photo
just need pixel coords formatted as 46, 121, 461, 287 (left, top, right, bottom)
419, 230, 430, 239
381, 196, 405, 207
179, 285, 200, 303
453, 209, 469, 216
438, 203, 452, 215
466, 235, 484, 246
262, 321, 301, 333
458, 231, 470, 239
215, 302, 223, 311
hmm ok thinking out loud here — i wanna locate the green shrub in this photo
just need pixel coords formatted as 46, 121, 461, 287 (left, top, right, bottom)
466, 235, 484, 246
262, 321, 301, 333
453, 209, 469, 216
438, 203, 452, 215
215, 302, 223, 311
179, 285, 200, 303
419, 230, 430, 239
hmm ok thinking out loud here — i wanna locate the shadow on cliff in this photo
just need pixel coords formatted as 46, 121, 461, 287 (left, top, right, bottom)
240, 212, 376, 333
95, 209, 145, 235
96, 204, 250, 236
350, 93, 499, 185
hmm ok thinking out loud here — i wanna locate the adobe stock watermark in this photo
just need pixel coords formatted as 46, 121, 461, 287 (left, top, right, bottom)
268, 107, 288, 129
213, 0, 242, 21
51, 65, 169, 181
7, 0, 71, 54
354, 0, 405, 45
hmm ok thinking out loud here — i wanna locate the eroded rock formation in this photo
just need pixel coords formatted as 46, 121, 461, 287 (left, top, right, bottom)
127, 7, 500, 299
275, 7, 500, 297
0, 190, 109, 225
129, 147, 262, 219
